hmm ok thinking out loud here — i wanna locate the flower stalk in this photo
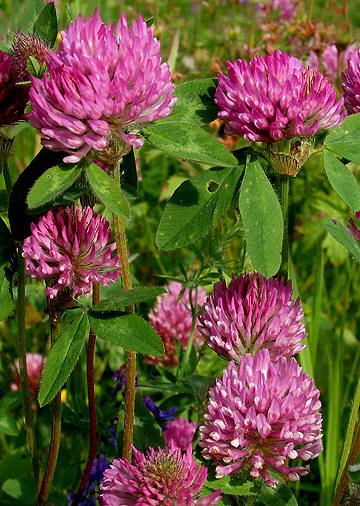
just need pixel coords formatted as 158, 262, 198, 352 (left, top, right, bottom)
111, 158, 136, 461
73, 283, 100, 505
16, 251, 40, 490
37, 301, 62, 506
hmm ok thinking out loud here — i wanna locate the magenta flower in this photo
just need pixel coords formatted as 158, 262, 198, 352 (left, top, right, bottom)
164, 418, 197, 450
199, 350, 323, 487
0, 50, 29, 126
147, 281, 207, 367
216, 50, 345, 143
198, 273, 306, 362
29, 10, 176, 163
11, 353, 44, 400
22, 206, 119, 298
349, 210, 360, 241
99, 444, 221, 505
342, 49, 360, 114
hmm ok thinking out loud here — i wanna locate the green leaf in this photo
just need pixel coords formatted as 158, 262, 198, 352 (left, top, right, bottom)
156, 166, 242, 250
0, 265, 14, 321
1, 478, 36, 504
143, 122, 238, 167
33, 2, 58, 46
38, 309, 89, 407
0, 415, 18, 436
9, 148, 66, 240
205, 474, 258, 496
0, 218, 14, 267
323, 150, 360, 212
162, 78, 218, 126
88, 313, 164, 355
325, 113, 360, 163
239, 160, 283, 277
27, 164, 81, 209
256, 483, 298, 505
323, 217, 360, 262
87, 164, 130, 218
90, 286, 166, 313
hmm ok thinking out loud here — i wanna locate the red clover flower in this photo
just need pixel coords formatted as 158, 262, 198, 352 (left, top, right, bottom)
11, 353, 44, 400
342, 48, 360, 114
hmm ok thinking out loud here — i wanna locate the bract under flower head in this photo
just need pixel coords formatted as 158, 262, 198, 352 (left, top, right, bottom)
11, 353, 44, 400
99, 444, 221, 506
147, 281, 207, 367
215, 50, 344, 143
199, 350, 323, 487
342, 49, 360, 114
29, 10, 176, 163
198, 272, 306, 362
22, 206, 119, 298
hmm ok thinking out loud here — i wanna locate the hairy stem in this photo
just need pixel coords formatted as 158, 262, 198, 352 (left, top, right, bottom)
17, 251, 40, 489
37, 303, 62, 506
280, 175, 289, 279
111, 159, 136, 461
73, 284, 99, 505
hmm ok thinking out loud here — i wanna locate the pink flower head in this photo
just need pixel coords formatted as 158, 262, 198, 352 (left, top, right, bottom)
22, 206, 119, 298
272, 0, 298, 20
216, 50, 345, 142
164, 418, 197, 450
99, 444, 221, 506
11, 353, 44, 400
349, 210, 360, 241
0, 50, 29, 126
29, 10, 176, 163
198, 273, 306, 362
342, 49, 360, 114
199, 350, 323, 487
147, 281, 207, 367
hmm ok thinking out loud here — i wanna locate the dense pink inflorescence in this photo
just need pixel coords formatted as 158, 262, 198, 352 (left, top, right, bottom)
147, 281, 207, 367
342, 49, 360, 114
198, 273, 306, 362
22, 206, 119, 298
199, 350, 323, 487
29, 10, 176, 163
99, 444, 221, 505
11, 353, 44, 400
307, 44, 357, 85
348, 210, 360, 241
164, 418, 197, 450
215, 50, 345, 142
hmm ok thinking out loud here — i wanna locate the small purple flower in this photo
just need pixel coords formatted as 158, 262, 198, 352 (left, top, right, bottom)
199, 350, 323, 488
22, 206, 119, 299
164, 418, 197, 450
349, 210, 360, 241
216, 50, 345, 143
29, 10, 176, 163
68, 454, 110, 505
143, 396, 177, 428
342, 49, 360, 114
99, 444, 221, 505
198, 272, 307, 362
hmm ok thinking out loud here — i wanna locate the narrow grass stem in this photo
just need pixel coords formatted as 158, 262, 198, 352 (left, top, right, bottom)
333, 421, 360, 506
37, 302, 62, 506
17, 251, 40, 489
111, 159, 136, 461
279, 175, 289, 279
73, 284, 99, 505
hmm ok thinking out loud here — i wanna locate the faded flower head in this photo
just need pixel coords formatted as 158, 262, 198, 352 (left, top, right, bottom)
342, 49, 360, 114
199, 350, 323, 487
198, 272, 306, 362
29, 9, 176, 163
23, 206, 119, 299
216, 50, 345, 143
349, 210, 360, 241
147, 281, 207, 367
99, 444, 221, 505
11, 353, 44, 400
0, 50, 29, 126
164, 418, 197, 450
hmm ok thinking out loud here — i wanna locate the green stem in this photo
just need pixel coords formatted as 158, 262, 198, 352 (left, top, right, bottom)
37, 303, 62, 506
17, 251, 40, 489
111, 159, 136, 461
279, 175, 289, 279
